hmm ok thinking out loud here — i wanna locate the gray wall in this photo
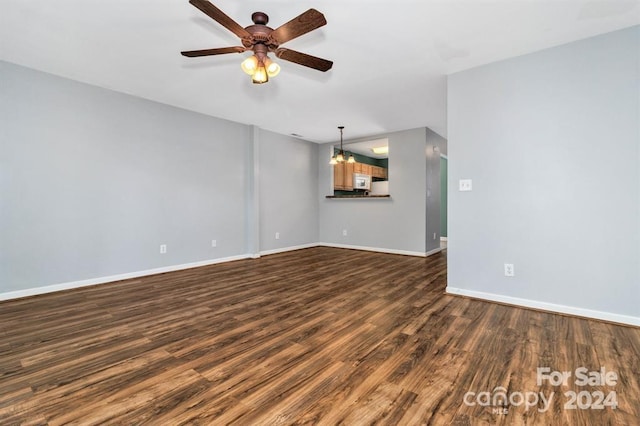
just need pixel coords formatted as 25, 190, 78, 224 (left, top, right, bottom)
318, 128, 428, 254
258, 130, 319, 252
0, 61, 320, 294
447, 26, 640, 319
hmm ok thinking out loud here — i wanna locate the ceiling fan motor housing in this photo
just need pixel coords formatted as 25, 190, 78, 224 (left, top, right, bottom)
243, 16, 279, 51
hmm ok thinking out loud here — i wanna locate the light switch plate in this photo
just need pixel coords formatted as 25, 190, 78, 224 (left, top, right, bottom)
459, 179, 472, 191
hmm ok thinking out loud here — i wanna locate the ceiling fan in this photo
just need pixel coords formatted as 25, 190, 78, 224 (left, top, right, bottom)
181, 0, 333, 84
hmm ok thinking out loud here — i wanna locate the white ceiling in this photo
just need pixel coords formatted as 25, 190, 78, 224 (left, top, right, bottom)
1, 1, 638, 143
341, 138, 389, 159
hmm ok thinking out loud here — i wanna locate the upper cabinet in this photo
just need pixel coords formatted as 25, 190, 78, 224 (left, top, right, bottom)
354, 163, 371, 175
333, 162, 350, 191
334, 162, 355, 190
334, 161, 385, 191
371, 165, 387, 179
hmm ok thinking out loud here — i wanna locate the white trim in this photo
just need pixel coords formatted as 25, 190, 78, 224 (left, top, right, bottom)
259, 243, 319, 256
440, 237, 448, 242
425, 247, 443, 257
446, 286, 640, 327
0, 244, 441, 302
319, 242, 427, 257
440, 154, 448, 159
0, 254, 251, 301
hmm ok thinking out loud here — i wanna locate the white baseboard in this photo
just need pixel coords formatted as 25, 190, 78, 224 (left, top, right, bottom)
446, 286, 640, 327
319, 242, 428, 257
259, 243, 319, 256
425, 247, 443, 257
0, 254, 251, 302
0, 244, 439, 302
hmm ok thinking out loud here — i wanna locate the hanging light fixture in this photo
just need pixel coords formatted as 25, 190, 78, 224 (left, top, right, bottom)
330, 126, 349, 165
241, 44, 280, 84
181, 9, 333, 86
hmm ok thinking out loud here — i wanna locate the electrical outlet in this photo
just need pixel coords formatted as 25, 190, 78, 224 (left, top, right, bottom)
342, 229, 348, 237
504, 263, 514, 277
275, 232, 280, 240
160, 244, 167, 254
211, 239, 217, 247
459, 179, 473, 191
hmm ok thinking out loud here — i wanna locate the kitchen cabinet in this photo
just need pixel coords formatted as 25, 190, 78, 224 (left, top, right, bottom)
333, 163, 342, 189
354, 162, 372, 175
371, 166, 387, 179
333, 161, 386, 190
333, 162, 354, 190
344, 162, 355, 190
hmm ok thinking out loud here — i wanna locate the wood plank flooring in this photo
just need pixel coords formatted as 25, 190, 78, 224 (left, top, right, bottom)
1, 247, 639, 425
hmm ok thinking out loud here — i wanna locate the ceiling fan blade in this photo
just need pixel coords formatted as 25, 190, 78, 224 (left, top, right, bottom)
189, 0, 251, 39
270, 9, 327, 44
275, 48, 333, 72
181, 46, 247, 57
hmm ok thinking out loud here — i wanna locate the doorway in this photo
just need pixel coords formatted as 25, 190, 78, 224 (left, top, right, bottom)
440, 155, 448, 249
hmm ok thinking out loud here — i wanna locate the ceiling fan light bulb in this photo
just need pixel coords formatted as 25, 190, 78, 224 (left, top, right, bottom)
241, 55, 258, 75
347, 154, 355, 163
265, 59, 280, 77
336, 152, 344, 163
329, 156, 338, 165
252, 66, 268, 84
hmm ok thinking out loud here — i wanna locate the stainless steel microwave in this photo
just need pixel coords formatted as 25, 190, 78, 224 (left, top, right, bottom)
353, 173, 371, 190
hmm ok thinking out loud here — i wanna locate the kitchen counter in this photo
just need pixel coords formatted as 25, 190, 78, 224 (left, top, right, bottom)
325, 194, 391, 199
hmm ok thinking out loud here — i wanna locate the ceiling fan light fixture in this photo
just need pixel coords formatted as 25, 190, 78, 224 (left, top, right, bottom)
264, 58, 280, 78
241, 55, 258, 75
347, 154, 356, 163
329, 156, 338, 165
335, 152, 345, 163
251, 63, 269, 84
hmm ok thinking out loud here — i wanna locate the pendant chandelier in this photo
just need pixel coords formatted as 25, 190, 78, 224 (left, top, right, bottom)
329, 126, 355, 165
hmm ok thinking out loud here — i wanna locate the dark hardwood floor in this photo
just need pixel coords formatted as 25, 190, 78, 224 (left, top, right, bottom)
1, 247, 639, 425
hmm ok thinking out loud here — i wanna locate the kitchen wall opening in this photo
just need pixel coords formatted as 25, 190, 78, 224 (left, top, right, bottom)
331, 138, 389, 198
